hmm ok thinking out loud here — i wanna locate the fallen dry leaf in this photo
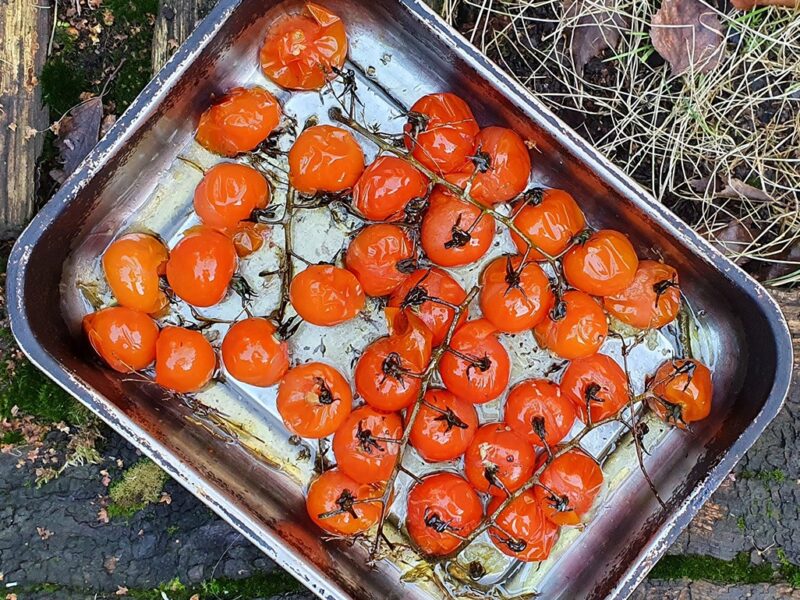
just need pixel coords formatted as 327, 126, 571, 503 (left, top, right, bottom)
732, 0, 799, 7
98, 507, 110, 524
100, 469, 111, 487
51, 97, 103, 184
719, 178, 772, 202
759, 242, 800, 282
189, 595, 200, 600
6, 593, 17, 600
651, 0, 724, 76
36, 527, 54, 540
700, 218, 756, 263
564, 0, 629, 74
104, 555, 119, 574
116, 587, 129, 596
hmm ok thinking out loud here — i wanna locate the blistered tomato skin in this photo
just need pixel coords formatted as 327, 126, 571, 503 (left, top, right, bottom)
83, 307, 159, 373
488, 491, 560, 562
290, 264, 365, 326
165, 227, 237, 308
563, 229, 639, 297
648, 359, 712, 427
154, 327, 217, 393
221, 318, 289, 387
102, 233, 169, 314
193, 163, 270, 231
231, 221, 269, 258
196, 86, 281, 157
511, 188, 586, 260
306, 469, 381, 536
464, 423, 536, 496
288, 125, 364, 195
409, 388, 478, 462
479, 255, 554, 333
277, 362, 352, 438
535, 449, 604, 526
345, 224, 415, 297
332, 405, 403, 484
504, 379, 576, 448
260, 3, 348, 91
561, 354, 630, 423
352, 156, 429, 221
604, 260, 681, 329
533, 290, 608, 360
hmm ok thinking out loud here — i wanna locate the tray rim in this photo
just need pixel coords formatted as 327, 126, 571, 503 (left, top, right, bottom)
6, 1, 794, 598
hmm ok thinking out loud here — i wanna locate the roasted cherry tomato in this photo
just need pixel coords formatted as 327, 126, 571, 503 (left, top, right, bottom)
231, 221, 270, 258
102, 233, 169, 314
409, 388, 478, 462
533, 290, 608, 360
534, 449, 603, 526
388, 268, 468, 346
404, 93, 479, 174
165, 227, 237, 308
221, 318, 289, 387
563, 229, 639, 297
464, 423, 536, 496
83, 307, 159, 372
351, 156, 429, 221
306, 469, 381, 536
345, 224, 415, 297
604, 260, 680, 329
504, 379, 576, 448
332, 405, 402, 484
196, 86, 281, 157
647, 359, 712, 427
487, 491, 559, 562
479, 255, 553, 333
439, 319, 510, 404
510, 188, 586, 260
277, 362, 352, 438
289, 264, 365, 326
420, 187, 495, 267
406, 472, 483, 556
193, 163, 270, 231
561, 354, 629, 423
260, 3, 348, 91
154, 326, 216, 393
288, 125, 364, 195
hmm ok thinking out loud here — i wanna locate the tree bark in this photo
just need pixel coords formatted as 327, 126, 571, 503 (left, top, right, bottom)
152, 0, 218, 73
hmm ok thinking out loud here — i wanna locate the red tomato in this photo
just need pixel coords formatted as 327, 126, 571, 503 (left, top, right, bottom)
420, 187, 495, 267
404, 93, 479, 174
154, 326, 216, 393
406, 473, 483, 556
439, 319, 510, 404
332, 405, 402, 484
196, 86, 281, 157
277, 362, 352, 438
464, 423, 536, 496
563, 230, 639, 297
510, 188, 586, 260
345, 224, 415, 297
102, 233, 169, 314
165, 227, 237, 308
221, 318, 289, 387
561, 354, 629, 423
260, 3, 348, 91
479, 255, 554, 333
288, 125, 364, 195
83, 307, 159, 373
534, 449, 603, 526
231, 221, 269, 258
504, 379, 576, 448
648, 359, 712, 427
306, 469, 381, 536
533, 290, 608, 360
193, 163, 269, 231
409, 388, 478, 462
604, 260, 681, 329
352, 156, 429, 221
289, 264, 365, 326
487, 491, 560, 562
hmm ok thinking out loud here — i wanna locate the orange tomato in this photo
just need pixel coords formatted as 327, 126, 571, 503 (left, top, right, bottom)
193, 163, 269, 231
409, 388, 478, 462
83, 307, 159, 373
332, 405, 402, 484
289, 264, 365, 326
479, 255, 553, 333
154, 326, 216, 393
345, 224, 415, 297
464, 422, 536, 496
563, 229, 639, 296
510, 188, 586, 260
277, 362, 352, 438
221, 318, 289, 387
231, 221, 270, 258
648, 359, 712, 427
534, 449, 603, 526
306, 469, 381, 536
604, 260, 681, 329
487, 491, 560, 562
288, 125, 364, 194
102, 233, 169, 314
352, 156, 429, 221
533, 290, 608, 360
504, 379, 576, 448
560, 354, 630, 423
166, 227, 237, 308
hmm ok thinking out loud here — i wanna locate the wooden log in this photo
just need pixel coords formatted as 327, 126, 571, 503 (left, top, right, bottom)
0, 0, 51, 236
152, 0, 218, 73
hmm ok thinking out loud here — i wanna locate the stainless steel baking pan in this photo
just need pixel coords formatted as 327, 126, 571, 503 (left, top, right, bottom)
7, 1, 793, 598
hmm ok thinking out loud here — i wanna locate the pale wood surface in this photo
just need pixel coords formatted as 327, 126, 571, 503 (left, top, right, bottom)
152, 0, 218, 72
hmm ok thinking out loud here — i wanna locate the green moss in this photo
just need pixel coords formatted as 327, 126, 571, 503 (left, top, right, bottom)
166, 525, 180, 537
740, 469, 786, 484
1, 430, 24, 445
650, 552, 778, 585
108, 459, 168, 517
737, 516, 746, 532
40, 57, 89, 116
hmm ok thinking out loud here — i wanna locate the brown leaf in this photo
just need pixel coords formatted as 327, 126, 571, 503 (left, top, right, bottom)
719, 178, 772, 202
564, 0, 629, 74
115, 587, 129, 596
651, 0, 724, 76
759, 242, 800, 282
159, 491, 172, 505
6, 593, 18, 600
53, 97, 103, 184
104, 555, 119, 574
98, 507, 110, 524
36, 527, 54, 540
700, 218, 756, 263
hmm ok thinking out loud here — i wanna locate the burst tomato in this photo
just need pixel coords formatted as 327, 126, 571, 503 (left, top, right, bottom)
464, 423, 536, 496
533, 290, 608, 360
345, 224, 415, 297
479, 255, 553, 333
351, 156, 429, 222
648, 359, 712, 427
154, 326, 217, 393
332, 405, 402, 484
561, 354, 629, 423
231, 221, 269, 258
289, 264, 365, 326
563, 229, 639, 296
288, 125, 364, 194
221, 318, 289, 387
102, 233, 169, 314
83, 307, 159, 372
504, 379, 576, 448
603, 260, 681, 329
510, 188, 586, 260
409, 388, 478, 462
534, 449, 603, 526
277, 362, 352, 438
487, 491, 559, 562
193, 163, 269, 231
165, 227, 237, 307
306, 469, 381, 536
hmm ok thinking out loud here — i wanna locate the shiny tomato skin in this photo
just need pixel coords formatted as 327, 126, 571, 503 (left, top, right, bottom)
504, 379, 576, 448
352, 156, 429, 221
165, 227, 237, 308
561, 354, 629, 423
289, 264, 365, 326
260, 3, 348, 91
533, 290, 608, 360
604, 260, 681, 329
420, 187, 495, 267
535, 449, 604, 526
196, 86, 281, 157
354, 336, 422, 412
511, 188, 586, 260
221, 318, 289, 387
406, 472, 483, 556
306, 469, 381, 536
288, 125, 364, 195
409, 388, 478, 462
439, 319, 510, 404
648, 359, 712, 427
231, 221, 269, 258
479, 255, 554, 333
404, 93, 479, 174
83, 307, 159, 372
464, 423, 536, 496
193, 163, 269, 231
345, 224, 415, 297
102, 233, 169, 314
332, 405, 402, 484
487, 491, 560, 562
563, 229, 639, 297
154, 326, 217, 393
277, 362, 352, 438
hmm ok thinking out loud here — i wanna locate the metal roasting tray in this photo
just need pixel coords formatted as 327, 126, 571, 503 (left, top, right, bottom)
7, 0, 794, 598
